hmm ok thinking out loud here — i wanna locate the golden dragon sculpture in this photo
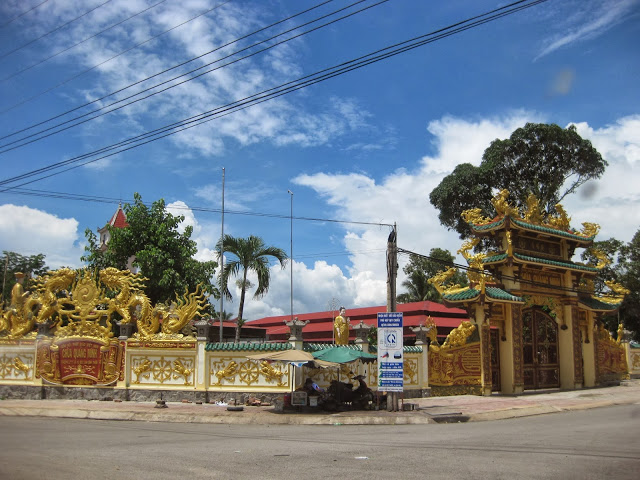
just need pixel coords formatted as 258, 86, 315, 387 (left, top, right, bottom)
99, 268, 159, 338
160, 284, 208, 335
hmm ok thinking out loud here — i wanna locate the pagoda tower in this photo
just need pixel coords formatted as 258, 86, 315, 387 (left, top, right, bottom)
431, 190, 627, 395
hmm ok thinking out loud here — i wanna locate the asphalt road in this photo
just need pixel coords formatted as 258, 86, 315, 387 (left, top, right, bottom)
1, 404, 639, 480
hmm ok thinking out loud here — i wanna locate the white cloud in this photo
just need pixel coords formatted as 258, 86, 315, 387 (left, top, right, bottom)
288, 113, 640, 310
0, 204, 82, 269
3, 113, 639, 318
563, 115, 640, 243
12, 0, 378, 159
536, 0, 639, 59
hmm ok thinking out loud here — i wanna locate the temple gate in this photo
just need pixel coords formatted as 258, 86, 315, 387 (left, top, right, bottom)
430, 190, 629, 394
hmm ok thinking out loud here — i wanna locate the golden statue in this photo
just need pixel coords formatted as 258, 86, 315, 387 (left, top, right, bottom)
0, 272, 40, 338
491, 189, 519, 218
523, 193, 544, 224
547, 203, 571, 231
334, 307, 350, 345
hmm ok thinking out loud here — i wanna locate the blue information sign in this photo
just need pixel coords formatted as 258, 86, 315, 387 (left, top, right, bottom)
377, 312, 403, 392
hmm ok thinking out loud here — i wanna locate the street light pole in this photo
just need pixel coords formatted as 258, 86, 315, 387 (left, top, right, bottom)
288, 190, 293, 322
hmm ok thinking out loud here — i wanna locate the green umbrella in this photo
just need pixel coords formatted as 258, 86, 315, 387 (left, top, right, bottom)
311, 346, 377, 364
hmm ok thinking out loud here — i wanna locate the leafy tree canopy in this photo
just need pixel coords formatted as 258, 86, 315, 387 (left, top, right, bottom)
82, 193, 218, 305
582, 232, 640, 342
609, 232, 639, 341
397, 248, 467, 304
430, 123, 607, 239
1, 251, 49, 306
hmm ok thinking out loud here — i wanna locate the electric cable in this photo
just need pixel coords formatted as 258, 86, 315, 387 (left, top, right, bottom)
0, 0, 50, 29
0, 186, 395, 227
0, 0, 547, 188
397, 247, 600, 296
0, 0, 544, 188
1, 0, 170, 82
0, 0, 112, 60
0, 0, 372, 151
0, 0, 340, 141
0, 0, 234, 115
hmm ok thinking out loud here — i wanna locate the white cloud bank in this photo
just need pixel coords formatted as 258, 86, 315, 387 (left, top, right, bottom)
1, 113, 639, 320
0, 204, 82, 268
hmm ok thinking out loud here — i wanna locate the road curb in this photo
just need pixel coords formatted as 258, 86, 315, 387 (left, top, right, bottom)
1, 381, 638, 426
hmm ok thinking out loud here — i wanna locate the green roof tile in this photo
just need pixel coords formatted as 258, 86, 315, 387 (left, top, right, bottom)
205, 342, 292, 352
514, 253, 599, 272
483, 253, 508, 264
443, 288, 481, 301
485, 286, 523, 302
304, 343, 365, 352
512, 218, 595, 242
470, 217, 505, 231
578, 297, 621, 311
443, 286, 523, 303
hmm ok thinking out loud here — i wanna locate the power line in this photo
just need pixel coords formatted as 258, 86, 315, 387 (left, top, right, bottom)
0, 0, 234, 115
1, 0, 170, 82
0, 0, 50, 29
0, 0, 548, 188
0, 0, 341, 142
0, 0, 113, 60
0, 0, 542, 187
0, 0, 370, 148
0, 187, 394, 228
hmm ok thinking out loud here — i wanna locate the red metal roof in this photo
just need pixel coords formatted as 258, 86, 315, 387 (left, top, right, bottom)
247, 301, 468, 342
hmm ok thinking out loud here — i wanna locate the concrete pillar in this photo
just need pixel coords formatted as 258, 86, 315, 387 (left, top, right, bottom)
195, 320, 210, 390
411, 324, 431, 391
582, 313, 596, 387
499, 304, 516, 394
352, 320, 371, 350
117, 321, 135, 340
472, 305, 493, 396
558, 303, 577, 389
285, 317, 308, 351
285, 318, 308, 391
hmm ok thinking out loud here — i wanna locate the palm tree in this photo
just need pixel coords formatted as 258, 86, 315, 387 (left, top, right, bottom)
396, 249, 468, 304
217, 235, 288, 342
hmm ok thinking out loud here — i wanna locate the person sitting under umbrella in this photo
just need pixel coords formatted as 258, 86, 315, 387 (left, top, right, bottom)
303, 377, 324, 395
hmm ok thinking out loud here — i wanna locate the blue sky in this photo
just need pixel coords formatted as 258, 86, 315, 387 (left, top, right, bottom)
0, 0, 638, 321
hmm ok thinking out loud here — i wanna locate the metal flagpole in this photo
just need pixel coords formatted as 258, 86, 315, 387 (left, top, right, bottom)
219, 168, 225, 343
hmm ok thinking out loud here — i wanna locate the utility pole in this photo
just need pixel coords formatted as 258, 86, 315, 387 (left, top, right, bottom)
219, 168, 225, 344
1, 255, 7, 307
387, 223, 397, 314
386, 223, 399, 411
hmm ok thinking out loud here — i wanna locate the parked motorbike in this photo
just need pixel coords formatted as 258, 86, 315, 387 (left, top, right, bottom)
325, 375, 375, 410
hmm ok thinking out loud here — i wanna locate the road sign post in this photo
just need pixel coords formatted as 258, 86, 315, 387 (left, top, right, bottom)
377, 312, 403, 394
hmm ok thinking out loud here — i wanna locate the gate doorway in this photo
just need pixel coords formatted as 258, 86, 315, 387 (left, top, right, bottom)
523, 309, 559, 389
490, 329, 501, 391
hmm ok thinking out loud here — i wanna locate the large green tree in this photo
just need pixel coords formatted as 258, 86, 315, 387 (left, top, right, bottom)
430, 123, 608, 239
582, 230, 640, 341
581, 232, 640, 341
217, 235, 287, 343
397, 248, 467, 304
616, 231, 640, 342
82, 193, 218, 305
1, 251, 49, 306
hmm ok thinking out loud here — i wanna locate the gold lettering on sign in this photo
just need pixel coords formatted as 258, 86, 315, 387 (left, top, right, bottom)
514, 237, 562, 259
521, 270, 562, 290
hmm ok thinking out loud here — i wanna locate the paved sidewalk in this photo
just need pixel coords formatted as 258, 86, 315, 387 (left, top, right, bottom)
0, 379, 638, 425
